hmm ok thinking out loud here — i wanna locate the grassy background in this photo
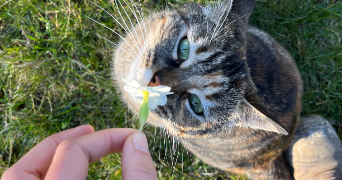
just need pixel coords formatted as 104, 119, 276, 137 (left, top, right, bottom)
0, 0, 341, 179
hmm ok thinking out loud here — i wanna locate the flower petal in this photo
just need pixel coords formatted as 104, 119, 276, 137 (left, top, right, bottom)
140, 86, 153, 92
122, 78, 141, 88
163, 92, 174, 95
124, 86, 143, 99
149, 93, 167, 109
122, 78, 173, 110
152, 86, 172, 93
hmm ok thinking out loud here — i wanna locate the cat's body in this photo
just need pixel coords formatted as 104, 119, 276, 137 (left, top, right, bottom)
113, 0, 302, 179
180, 27, 302, 179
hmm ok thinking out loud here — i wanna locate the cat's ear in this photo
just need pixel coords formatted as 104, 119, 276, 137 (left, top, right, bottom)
226, 0, 255, 23
234, 98, 288, 135
206, 0, 255, 25
205, 0, 255, 54
225, 0, 255, 41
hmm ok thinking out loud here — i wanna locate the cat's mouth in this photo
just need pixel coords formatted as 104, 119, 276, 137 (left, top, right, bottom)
148, 72, 162, 87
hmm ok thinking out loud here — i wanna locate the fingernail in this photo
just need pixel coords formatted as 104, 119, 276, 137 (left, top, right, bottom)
132, 131, 149, 154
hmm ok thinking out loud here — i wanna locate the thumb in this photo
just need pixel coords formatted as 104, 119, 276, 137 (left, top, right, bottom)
121, 131, 158, 180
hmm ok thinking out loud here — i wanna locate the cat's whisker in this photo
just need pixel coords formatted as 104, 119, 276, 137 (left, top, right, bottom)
140, 7, 150, 49
49, 0, 139, 59
87, 0, 126, 32
128, 0, 149, 49
113, 0, 142, 52
70, 1, 140, 55
88, 0, 139, 51
214, 13, 251, 41
205, 15, 210, 42
82, 14, 140, 58
122, 0, 146, 49
210, 0, 233, 42
209, 2, 225, 42
212, 4, 232, 40
95, 34, 135, 59
117, 0, 144, 51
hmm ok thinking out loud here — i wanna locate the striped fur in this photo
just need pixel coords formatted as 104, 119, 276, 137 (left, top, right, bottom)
112, 0, 303, 179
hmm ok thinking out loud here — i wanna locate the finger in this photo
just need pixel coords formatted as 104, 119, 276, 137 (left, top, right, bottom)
122, 131, 158, 180
2, 125, 94, 180
45, 128, 136, 180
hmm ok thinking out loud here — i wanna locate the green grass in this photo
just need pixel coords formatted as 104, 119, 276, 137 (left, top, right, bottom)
0, 0, 341, 179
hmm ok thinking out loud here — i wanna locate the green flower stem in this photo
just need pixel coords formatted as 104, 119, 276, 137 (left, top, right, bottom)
139, 91, 150, 131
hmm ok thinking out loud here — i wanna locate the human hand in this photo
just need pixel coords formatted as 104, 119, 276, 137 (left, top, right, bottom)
1, 125, 158, 180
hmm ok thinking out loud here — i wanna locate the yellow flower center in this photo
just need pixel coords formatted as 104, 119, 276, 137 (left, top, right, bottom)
142, 91, 150, 103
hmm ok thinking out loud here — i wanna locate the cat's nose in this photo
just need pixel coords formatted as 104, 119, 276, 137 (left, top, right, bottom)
148, 74, 161, 87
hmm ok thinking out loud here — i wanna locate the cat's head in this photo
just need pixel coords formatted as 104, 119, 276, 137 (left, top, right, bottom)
113, 0, 287, 138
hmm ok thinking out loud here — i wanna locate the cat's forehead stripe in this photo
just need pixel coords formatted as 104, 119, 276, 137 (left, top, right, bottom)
196, 46, 210, 54
188, 71, 226, 84
151, 16, 170, 43
187, 71, 228, 97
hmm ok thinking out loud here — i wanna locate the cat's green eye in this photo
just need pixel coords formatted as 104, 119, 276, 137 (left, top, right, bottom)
188, 94, 203, 115
177, 38, 190, 60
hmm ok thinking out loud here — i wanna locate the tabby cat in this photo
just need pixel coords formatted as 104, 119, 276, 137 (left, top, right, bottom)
112, 0, 303, 179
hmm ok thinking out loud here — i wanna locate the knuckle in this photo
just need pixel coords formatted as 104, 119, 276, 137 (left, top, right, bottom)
47, 133, 65, 146
56, 139, 77, 152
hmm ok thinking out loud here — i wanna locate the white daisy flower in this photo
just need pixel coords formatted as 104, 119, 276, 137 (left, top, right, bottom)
122, 78, 174, 109
122, 78, 174, 130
